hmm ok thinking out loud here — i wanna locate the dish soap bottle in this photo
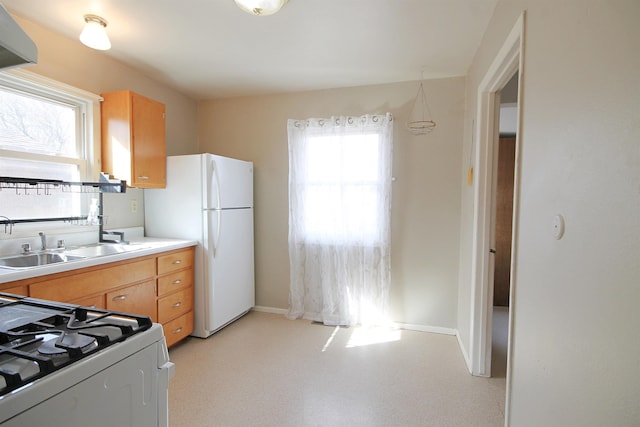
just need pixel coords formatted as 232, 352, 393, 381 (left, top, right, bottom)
87, 198, 99, 225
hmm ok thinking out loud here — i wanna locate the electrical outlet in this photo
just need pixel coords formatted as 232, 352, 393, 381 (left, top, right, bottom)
130, 199, 138, 214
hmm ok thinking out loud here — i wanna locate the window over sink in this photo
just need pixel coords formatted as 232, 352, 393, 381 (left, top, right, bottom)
0, 69, 101, 222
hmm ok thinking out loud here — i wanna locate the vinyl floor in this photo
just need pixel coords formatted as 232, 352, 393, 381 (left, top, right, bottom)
168, 310, 506, 427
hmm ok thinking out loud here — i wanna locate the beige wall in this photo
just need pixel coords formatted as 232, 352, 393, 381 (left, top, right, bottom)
9, 14, 199, 229
458, 0, 640, 424
199, 78, 465, 328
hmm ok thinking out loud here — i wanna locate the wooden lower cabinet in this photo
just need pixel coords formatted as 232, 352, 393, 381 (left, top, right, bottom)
156, 248, 195, 347
1, 246, 195, 347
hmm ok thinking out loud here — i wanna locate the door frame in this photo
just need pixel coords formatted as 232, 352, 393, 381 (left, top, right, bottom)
469, 10, 525, 392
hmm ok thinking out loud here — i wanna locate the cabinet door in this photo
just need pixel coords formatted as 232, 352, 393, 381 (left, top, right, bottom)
131, 93, 166, 188
107, 280, 157, 321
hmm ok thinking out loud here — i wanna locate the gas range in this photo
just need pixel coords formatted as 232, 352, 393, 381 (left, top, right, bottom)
0, 294, 152, 396
0, 293, 174, 426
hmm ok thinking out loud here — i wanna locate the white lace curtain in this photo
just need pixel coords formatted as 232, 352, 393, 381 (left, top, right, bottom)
286, 113, 393, 326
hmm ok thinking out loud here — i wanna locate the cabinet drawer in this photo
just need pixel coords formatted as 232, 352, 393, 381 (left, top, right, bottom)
30, 258, 155, 302
162, 312, 193, 348
0, 285, 27, 296
157, 248, 194, 275
158, 287, 193, 324
157, 269, 192, 296
107, 280, 157, 321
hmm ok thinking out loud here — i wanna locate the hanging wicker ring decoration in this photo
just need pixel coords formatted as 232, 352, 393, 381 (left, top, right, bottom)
407, 82, 436, 135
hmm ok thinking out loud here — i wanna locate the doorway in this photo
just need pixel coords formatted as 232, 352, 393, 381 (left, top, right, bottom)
491, 73, 518, 379
469, 12, 524, 395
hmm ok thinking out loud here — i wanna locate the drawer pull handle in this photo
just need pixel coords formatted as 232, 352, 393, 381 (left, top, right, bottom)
172, 279, 182, 285
138, 175, 149, 180
172, 301, 182, 308
172, 260, 182, 265
173, 327, 183, 334
112, 294, 127, 301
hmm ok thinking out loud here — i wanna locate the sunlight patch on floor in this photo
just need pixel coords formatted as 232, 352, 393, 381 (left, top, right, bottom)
321, 326, 341, 352
346, 326, 401, 348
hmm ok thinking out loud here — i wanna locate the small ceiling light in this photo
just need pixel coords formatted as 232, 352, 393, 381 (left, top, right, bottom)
79, 14, 111, 50
234, 0, 288, 16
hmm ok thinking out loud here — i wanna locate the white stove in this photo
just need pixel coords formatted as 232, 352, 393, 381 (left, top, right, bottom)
0, 293, 174, 426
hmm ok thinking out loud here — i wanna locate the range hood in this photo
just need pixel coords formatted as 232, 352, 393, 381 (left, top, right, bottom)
0, 3, 37, 69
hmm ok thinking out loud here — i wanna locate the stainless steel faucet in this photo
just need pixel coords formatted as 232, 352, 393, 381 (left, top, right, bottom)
100, 230, 128, 244
38, 231, 46, 250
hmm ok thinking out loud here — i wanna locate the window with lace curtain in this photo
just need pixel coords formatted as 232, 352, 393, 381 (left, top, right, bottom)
287, 114, 393, 326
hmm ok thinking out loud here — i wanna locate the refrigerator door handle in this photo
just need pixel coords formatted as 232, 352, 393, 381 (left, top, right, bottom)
211, 158, 222, 210
214, 209, 221, 258
211, 159, 222, 258
205, 209, 222, 258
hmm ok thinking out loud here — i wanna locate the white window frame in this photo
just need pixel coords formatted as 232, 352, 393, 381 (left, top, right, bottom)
0, 68, 102, 182
0, 69, 102, 237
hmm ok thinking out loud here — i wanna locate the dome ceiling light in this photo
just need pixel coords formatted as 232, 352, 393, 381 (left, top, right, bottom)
79, 14, 111, 50
234, 0, 288, 16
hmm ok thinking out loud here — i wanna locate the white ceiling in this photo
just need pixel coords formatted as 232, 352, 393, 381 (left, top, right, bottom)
2, 0, 498, 100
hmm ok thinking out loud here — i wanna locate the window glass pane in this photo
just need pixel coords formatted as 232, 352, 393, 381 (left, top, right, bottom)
301, 133, 382, 243
306, 136, 340, 182
0, 157, 80, 182
0, 88, 78, 157
343, 186, 378, 237
0, 158, 81, 220
306, 134, 379, 183
342, 134, 379, 182
303, 185, 341, 237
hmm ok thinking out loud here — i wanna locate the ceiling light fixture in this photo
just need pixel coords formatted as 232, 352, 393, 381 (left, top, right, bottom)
79, 14, 111, 50
234, 0, 288, 16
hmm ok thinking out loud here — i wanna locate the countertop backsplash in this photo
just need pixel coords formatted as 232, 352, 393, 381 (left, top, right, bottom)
0, 227, 145, 257
0, 187, 145, 257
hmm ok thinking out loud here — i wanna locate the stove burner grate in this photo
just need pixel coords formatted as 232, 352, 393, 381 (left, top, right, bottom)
37, 332, 98, 359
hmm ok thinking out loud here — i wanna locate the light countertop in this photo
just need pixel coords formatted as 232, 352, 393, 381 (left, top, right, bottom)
0, 237, 197, 284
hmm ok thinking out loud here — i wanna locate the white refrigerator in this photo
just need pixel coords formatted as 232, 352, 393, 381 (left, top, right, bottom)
144, 154, 255, 338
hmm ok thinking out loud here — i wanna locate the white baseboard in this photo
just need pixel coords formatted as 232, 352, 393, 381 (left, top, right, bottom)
251, 306, 288, 315
456, 331, 472, 373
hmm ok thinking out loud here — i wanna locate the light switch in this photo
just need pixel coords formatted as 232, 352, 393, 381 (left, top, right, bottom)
553, 214, 565, 239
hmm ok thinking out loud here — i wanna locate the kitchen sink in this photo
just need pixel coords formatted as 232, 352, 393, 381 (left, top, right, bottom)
0, 243, 152, 270
0, 252, 87, 269
64, 243, 151, 258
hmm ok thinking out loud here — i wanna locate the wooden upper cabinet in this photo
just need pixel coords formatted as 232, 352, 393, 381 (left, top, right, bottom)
101, 90, 167, 188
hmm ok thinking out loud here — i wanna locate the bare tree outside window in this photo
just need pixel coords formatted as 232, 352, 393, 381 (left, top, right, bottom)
0, 73, 94, 221
0, 89, 76, 157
